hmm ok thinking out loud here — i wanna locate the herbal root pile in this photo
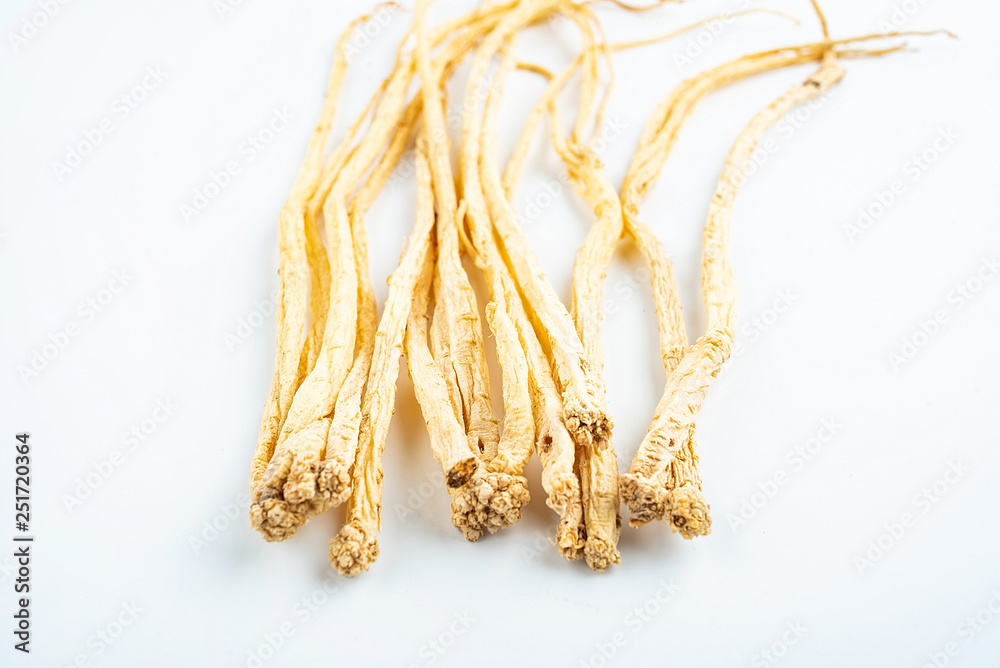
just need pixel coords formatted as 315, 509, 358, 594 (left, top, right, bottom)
248, 0, 944, 575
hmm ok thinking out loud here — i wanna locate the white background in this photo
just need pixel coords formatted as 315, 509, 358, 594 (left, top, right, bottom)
2, 0, 999, 666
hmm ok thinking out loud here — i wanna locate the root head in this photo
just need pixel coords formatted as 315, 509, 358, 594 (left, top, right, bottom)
315, 459, 352, 509
620, 475, 712, 538
619, 473, 669, 527
450, 471, 529, 541
328, 519, 379, 577
250, 420, 348, 540
250, 451, 311, 541
563, 397, 613, 450
667, 484, 712, 539
584, 536, 620, 573
283, 454, 321, 505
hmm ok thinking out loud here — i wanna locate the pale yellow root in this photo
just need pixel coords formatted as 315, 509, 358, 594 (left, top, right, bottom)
496, 46, 592, 560
552, 140, 624, 571
622, 51, 848, 537
483, 277, 535, 480
297, 70, 386, 380
413, 0, 533, 542
417, 0, 500, 468
326, 1, 518, 494
618, 44, 835, 535
328, 149, 436, 576
468, 36, 584, 550
251, 186, 358, 540
329, 0, 543, 574
315, 84, 418, 516
489, 5, 620, 568
250, 13, 386, 540
254, 3, 522, 544
466, 0, 614, 453
250, 418, 331, 541
405, 193, 480, 492
544, 9, 623, 571
249, 16, 361, 491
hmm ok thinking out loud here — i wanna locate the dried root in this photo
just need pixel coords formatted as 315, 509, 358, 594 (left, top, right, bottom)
246, 0, 937, 576
328, 518, 380, 578
405, 174, 480, 493
450, 470, 532, 542
249, 15, 360, 490
250, 419, 332, 541
620, 9, 856, 536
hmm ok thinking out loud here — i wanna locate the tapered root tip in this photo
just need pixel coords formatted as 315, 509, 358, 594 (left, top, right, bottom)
667, 485, 712, 539
328, 520, 379, 577
619, 473, 669, 527
450, 471, 529, 541
584, 537, 620, 573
